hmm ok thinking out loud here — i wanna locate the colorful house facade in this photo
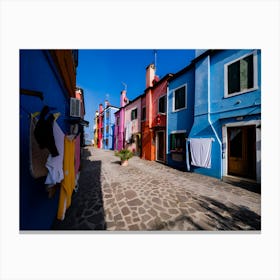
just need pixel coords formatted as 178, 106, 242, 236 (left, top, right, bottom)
20, 49, 79, 230
97, 104, 103, 148
124, 95, 142, 155
114, 90, 128, 151
93, 110, 99, 148
166, 63, 195, 170
141, 64, 172, 163
188, 49, 261, 184
103, 101, 119, 150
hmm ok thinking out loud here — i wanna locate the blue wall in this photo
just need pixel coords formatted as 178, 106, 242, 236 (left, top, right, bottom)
20, 50, 70, 230
103, 106, 118, 150
189, 49, 261, 179
167, 67, 195, 170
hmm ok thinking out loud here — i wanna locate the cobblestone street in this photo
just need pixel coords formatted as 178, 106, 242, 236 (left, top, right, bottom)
52, 147, 261, 231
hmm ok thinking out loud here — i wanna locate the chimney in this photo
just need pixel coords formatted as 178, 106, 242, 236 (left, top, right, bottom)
146, 64, 156, 88
99, 103, 103, 113
120, 90, 127, 107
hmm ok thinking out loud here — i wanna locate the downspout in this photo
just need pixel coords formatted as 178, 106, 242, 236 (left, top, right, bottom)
166, 85, 169, 162
207, 55, 223, 178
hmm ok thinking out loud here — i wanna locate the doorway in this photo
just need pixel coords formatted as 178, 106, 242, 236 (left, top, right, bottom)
156, 130, 165, 163
227, 125, 256, 179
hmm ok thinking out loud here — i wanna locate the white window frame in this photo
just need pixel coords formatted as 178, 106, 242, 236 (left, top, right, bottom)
224, 50, 258, 98
131, 107, 138, 121
169, 130, 186, 152
158, 94, 167, 115
172, 84, 187, 112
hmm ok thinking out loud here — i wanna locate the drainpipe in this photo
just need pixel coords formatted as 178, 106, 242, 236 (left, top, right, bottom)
166, 85, 169, 162
207, 55, 223, 179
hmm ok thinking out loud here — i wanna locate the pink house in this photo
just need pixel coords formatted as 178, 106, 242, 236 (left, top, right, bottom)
124, 95, 143, 155
114, 90, 128, 151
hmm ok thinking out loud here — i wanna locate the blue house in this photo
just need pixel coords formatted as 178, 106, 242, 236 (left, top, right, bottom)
102, 102, 119, 150
20, 50, 78, 230
166, 63, 195, 170
188, 49, 261, 184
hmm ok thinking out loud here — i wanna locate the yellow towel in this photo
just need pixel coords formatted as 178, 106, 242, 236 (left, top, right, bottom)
57, 136, 76, 220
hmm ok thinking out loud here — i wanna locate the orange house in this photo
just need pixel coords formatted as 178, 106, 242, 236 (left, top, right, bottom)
141, 64, 173, 162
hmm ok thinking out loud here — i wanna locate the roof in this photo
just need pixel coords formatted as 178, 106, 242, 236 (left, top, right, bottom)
169, 50, 223, 82
144, 73, 173, 93
123, 92, 145, 109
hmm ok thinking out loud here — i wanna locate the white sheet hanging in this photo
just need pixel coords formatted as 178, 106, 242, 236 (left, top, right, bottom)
125, 122, 132, 142
190, 138, 212, 168
45, 121, 65, 186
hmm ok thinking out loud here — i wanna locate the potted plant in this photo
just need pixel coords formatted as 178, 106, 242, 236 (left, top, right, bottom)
114, 149, 133, 166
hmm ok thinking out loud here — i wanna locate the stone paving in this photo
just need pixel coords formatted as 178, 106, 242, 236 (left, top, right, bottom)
52, 147, 261, 231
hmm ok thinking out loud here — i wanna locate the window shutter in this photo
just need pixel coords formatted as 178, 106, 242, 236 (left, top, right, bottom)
70, 98, 81, 117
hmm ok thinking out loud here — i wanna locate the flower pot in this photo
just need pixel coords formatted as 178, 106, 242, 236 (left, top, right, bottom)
121, 160, 128, 166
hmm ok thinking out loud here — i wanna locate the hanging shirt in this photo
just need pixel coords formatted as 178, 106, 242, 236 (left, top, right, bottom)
190, 138, 212, 168
29, 116, 49, 178
34, 106, 59, 156
57, 136, 76, 221
45, 121, 65, 186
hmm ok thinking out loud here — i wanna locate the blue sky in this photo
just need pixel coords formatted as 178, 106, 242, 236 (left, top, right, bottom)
76, 49, 195, 141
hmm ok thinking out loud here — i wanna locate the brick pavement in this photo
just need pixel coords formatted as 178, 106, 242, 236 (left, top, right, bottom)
52, 147, 261, 231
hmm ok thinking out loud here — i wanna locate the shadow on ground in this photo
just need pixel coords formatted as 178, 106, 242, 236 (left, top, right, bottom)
162, 195, 261, 231
195, 196, 261, 230
52, 149, 106, 230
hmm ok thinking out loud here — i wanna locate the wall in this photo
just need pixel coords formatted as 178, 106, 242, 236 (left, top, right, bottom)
103, 106, 118, 150
189, 49, 261, 180
124, 97, 141, 153
20, 50, 75, 230
167, 68, 195, 169
124, 98, 141, 134
151, 80, 168, 128
189, 55, 222, 178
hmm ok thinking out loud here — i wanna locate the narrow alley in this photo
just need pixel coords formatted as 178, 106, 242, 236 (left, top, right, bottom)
52, 147, 261, 231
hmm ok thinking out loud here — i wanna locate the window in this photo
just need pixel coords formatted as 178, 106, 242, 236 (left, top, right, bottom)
131, 108, 137, 120
106, 111, 109, 118
225, 52, 257, 96
105, 139, 108, 146
174, 86, 186, 111
106, 125, 109, 133
116, 116, 120, 126
141, 107, 146, 121
170, 133, 186, 152
158, 95, 166, 114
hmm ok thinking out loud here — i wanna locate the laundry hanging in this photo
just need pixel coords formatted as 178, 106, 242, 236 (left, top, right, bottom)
29, 116, 49, 178
190, 138, 212, 168
57, 136, 76, 221
125, 122, 132, 143
45, 120, 65, 186
34, 106, 59, 157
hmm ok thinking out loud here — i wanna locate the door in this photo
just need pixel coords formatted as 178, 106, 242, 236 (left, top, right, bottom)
156, 131, 165, 162
227, 126, 256, 179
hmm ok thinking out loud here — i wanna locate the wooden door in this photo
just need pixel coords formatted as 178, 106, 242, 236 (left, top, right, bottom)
156, 131, 165, 162
227, 126, 256, 179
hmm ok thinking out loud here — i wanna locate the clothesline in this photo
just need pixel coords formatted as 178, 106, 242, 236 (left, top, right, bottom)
186, 137, 215, 142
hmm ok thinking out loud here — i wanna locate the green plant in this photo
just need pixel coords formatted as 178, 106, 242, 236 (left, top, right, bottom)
114, 149, 133, 161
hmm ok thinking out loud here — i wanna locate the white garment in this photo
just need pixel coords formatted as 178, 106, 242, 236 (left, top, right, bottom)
190, 138, 212, 168
45, 121, 65, 185
125, 122, 132, 142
